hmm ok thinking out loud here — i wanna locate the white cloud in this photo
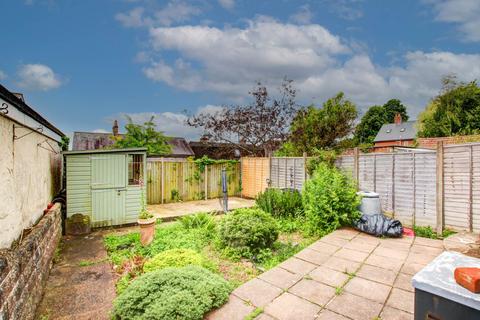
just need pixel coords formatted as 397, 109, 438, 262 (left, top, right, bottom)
116, 105, 223, 140
136, 17, 480, 118
92, 129, 109, 133
0, 69, 6, 80
146, 18, 348, 97
17, 64, 63, 91
115, 1, 201, 28
115, 7, 149, 28
324, 0, 363, 21
218, 0, 235, 10
426, 0, 480, 42
289, 5, 313, 24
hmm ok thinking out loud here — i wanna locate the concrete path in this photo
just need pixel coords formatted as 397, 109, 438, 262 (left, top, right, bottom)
207, 228, 444, 320
148, 197, 254, 221
36, 233, 115, 320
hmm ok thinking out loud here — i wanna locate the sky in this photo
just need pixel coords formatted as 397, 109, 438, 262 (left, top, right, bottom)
1, 0, 480, 140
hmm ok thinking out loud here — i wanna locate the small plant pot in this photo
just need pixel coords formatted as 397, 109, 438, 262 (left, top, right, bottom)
138, 217, 156, 246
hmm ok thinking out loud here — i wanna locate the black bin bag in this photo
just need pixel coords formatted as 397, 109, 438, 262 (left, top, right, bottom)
354, 214, 403, 237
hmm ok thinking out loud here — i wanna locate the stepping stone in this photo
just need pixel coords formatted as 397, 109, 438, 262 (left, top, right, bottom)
380, 306, 414, 320
264, 292, 321, 320
393, 273, 414, 292
308, 241, 340, 255
279, 257, 317, 275
309, 266, 349, 288
289, 278, 336, 306
206, 295, 255, 320
333, 248, 369, 263
233, 278, 282, 307
356, 264, 397, 286
258, 267, 302, 289
344, 277, 391, 303
295, 248, 330, 265
327, 292, 383, 320
323, 256, 361, 274
386, 288, 414, 314
317, 309, 350, 320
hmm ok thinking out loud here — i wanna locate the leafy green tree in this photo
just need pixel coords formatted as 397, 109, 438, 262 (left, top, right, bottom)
354, 99, 409, 144
58, 135, 70, 151
112, 116, 172, 155
278, 92, 357, 155
417, 78, 480, 137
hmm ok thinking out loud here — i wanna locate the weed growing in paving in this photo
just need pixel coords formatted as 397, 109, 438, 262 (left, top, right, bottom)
413, 226, 456, 239
245, 307, 264, 320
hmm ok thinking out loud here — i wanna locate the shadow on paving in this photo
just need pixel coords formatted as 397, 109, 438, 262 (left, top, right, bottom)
36, 232, 115, 320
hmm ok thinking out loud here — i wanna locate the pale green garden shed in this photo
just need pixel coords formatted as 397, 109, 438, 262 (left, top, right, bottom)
64, 148, 147, 227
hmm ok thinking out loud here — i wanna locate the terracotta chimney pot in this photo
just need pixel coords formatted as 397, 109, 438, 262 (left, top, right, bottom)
394, 113, 402, 125
113, 120, 119, 136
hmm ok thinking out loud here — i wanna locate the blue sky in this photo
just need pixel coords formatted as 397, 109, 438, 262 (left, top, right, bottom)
1, 0, 480, 139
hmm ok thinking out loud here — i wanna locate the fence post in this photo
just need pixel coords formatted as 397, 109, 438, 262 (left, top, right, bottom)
303, 152, 308, 183
204, 164, 208, 200
436, 141, 444, 234
161, 158, 165, 204
353, 147, 360, 188
469, 145, 473, 232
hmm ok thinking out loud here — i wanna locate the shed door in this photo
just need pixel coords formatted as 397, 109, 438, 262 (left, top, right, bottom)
91, 154, 126, 227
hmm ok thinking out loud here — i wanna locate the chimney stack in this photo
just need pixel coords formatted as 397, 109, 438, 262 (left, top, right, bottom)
112, 120, 119, 136
394, 113, 402, 125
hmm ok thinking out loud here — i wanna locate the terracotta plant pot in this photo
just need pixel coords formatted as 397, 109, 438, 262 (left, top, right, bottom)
138, 217, 156, 246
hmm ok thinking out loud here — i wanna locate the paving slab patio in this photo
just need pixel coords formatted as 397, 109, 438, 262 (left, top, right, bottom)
148, 197, 254, 221
208, 228, 446, 320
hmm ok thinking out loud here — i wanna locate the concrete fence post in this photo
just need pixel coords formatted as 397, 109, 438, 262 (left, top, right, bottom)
353, 147, 360, 188
436, 141, 444, 234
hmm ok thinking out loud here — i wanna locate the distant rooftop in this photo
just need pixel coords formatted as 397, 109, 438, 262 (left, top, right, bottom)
374, 120, 417, 142
72, 122, 194, 157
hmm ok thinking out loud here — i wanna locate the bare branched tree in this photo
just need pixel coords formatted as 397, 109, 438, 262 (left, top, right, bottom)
187, 78, 299, 156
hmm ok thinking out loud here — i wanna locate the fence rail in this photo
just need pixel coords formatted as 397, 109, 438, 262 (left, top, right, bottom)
147, 159, 241, 204
336, 142, 480, 233
240, 142, 480, 233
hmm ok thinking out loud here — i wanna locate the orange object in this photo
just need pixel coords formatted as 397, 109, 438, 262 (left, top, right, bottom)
454, 267, 480, 293
403, 227, 415, 237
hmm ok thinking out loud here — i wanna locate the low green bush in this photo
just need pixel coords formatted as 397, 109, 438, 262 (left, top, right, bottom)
217, 208, 279, 258
112, 266, 232, 320
302, 163, 360, 235
255, 188, 303, 218
179, 212, 216, 232
143, 248, 214, 272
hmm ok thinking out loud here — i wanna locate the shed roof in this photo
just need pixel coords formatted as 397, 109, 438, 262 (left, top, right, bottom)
374, 121, 417, 142
63, 147, 147, 155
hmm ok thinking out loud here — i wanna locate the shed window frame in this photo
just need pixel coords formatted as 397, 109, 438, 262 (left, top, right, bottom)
128, 154, 144, 186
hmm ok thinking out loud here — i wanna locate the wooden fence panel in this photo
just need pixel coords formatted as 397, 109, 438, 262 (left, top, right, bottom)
444, 145, 472, 231
270, 157, 306, 190
413, 152, 437, 227
393, 153, 415, 226
146, 160, 241, 204
241, 157, 269, 198
358, 155, 375, 192
374, 154, 394, 212
472, 145, 480, 233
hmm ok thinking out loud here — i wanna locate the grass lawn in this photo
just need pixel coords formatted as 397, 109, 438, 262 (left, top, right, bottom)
103, 215, 316, 292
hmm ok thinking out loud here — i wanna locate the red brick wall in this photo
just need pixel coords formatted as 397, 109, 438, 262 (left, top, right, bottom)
417, 135, 480, 149
0, 204, 61, 320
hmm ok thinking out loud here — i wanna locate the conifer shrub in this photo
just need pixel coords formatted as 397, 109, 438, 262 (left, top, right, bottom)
112, 266, 232, 320
143, 248, 214, 272
217, 208, 279, 257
